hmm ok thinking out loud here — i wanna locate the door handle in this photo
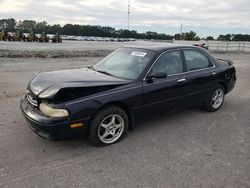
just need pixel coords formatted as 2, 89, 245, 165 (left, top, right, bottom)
211, 72, 217, 76
176, 78, 186, 83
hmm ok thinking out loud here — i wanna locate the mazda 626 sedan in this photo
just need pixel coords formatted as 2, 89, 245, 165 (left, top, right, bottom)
20, 44, 236, 146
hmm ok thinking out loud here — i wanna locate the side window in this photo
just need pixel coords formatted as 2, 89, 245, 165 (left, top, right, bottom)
183, 50, 212, 71
151, 51, 183, 76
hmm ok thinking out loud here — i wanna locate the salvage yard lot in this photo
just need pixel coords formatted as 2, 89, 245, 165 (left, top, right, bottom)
0, 53, 249, 187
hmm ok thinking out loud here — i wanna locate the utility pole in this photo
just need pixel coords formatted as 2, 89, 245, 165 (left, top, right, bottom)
180, 24, 182, 40
128, 0, 130, 30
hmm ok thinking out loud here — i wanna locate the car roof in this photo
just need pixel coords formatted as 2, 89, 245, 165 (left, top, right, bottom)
124, 42, 195, 53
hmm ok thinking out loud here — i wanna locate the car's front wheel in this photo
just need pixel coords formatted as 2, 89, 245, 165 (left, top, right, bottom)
89, 106, 129, 146
203, 85, 225, 112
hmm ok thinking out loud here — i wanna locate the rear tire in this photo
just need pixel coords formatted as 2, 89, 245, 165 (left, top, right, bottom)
203, 85, 225, 112
88, 106, 129, 147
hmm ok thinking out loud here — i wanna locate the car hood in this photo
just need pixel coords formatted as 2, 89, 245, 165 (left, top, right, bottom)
29, 68, 131, 98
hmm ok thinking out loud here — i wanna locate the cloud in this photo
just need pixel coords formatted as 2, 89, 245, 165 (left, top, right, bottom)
0, 0, 27, 13
0, 0, 250, 36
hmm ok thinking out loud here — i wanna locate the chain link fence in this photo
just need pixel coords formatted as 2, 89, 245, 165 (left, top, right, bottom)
173, 40, 250, 53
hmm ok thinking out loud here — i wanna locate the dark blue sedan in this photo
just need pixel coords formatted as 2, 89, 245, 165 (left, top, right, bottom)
20, 43, 236, 146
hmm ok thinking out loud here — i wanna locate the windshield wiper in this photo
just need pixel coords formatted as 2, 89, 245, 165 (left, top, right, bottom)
89, 67, 117, 78
88, 66, 96, 71
95, 70, 114, 77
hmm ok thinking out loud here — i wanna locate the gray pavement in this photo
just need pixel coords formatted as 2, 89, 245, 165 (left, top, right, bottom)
0, 53, 249, 188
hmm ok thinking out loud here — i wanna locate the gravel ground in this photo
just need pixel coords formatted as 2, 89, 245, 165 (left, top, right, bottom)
0, 53, 249, 188
0, 40, 141, 58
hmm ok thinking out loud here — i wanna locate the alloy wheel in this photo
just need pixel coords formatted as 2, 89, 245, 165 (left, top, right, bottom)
211, 88, 224, 109
97, 114, 125, 144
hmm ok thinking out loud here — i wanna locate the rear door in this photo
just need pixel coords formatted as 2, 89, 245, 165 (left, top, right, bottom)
182, 49, 217, 102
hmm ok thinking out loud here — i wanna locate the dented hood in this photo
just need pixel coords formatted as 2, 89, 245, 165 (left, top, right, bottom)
28, 68, 130, 98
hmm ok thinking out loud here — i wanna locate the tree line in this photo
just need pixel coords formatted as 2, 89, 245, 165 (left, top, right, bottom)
1, 18, 250, 41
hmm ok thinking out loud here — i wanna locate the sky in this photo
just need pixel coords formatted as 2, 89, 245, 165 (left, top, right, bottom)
0, 0, 250, 37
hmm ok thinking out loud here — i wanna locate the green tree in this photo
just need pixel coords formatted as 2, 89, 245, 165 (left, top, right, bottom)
0, 18, 207, 40
48, 24, 62, 34
0, 18, 16, 31
184, 31, 197, 40
206, 36, 214, 40
21, 20, 36, 31
217, 34, 231, 41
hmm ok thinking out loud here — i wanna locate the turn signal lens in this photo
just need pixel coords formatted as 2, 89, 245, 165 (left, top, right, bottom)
39, 103, 69, 117
70, 123, 83, 128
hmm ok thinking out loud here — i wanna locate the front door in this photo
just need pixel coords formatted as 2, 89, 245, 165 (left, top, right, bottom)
141, 50, 190, 114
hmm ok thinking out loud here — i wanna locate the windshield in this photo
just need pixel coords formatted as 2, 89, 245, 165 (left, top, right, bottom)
93, 48, 155, 80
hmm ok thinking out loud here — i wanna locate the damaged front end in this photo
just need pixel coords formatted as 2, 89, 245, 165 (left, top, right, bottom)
21, 68, 131, 139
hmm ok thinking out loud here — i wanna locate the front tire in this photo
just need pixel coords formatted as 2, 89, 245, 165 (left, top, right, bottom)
203, 85, 225, 112
88, 106, 129, 147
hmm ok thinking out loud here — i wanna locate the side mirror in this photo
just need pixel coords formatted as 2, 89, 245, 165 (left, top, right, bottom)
147, 72, 167, 79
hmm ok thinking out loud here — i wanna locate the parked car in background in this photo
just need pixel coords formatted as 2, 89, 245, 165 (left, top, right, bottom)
20, 44, 236, 146
194, 43, 209, 50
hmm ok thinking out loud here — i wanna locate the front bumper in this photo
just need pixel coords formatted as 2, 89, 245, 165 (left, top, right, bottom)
20, 96, 88, 140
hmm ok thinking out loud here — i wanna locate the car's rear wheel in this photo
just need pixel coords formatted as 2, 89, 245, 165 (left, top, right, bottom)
203, 85, 225, 112
88, 106, 129, 146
